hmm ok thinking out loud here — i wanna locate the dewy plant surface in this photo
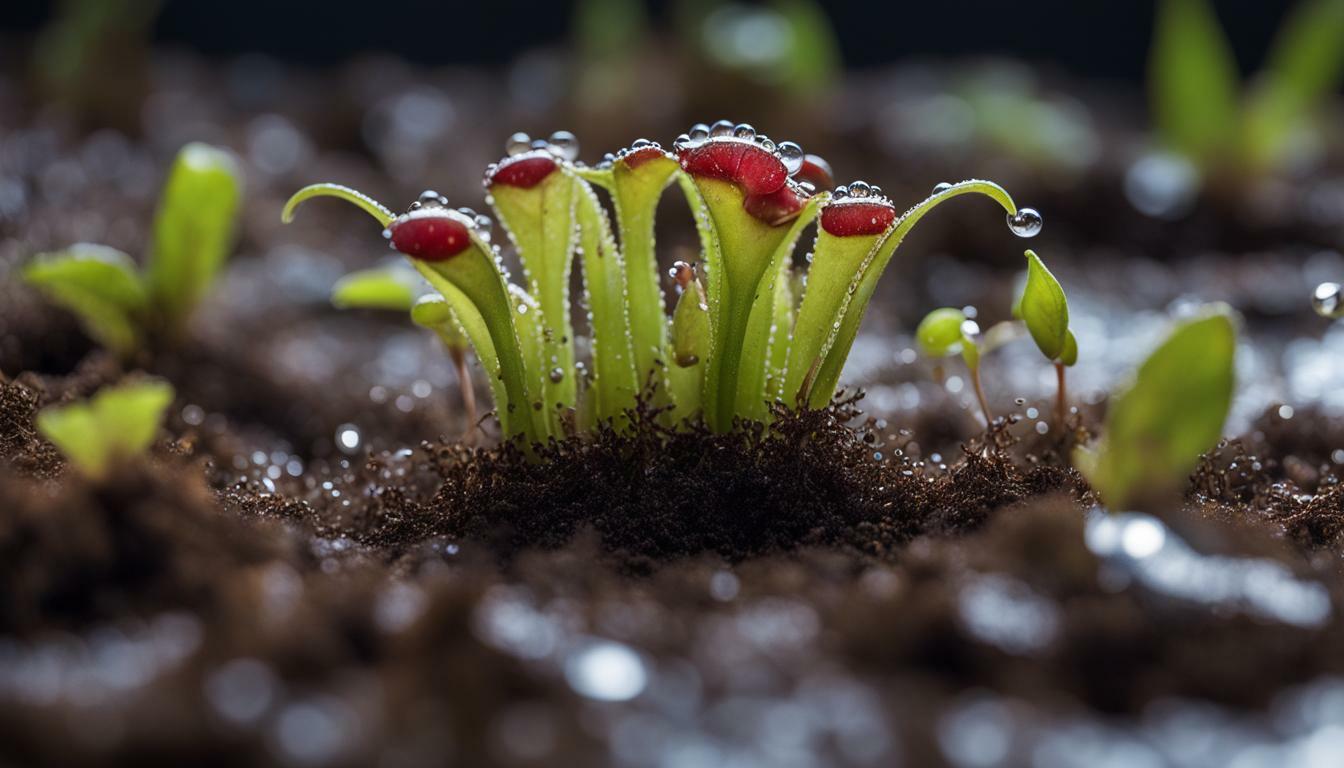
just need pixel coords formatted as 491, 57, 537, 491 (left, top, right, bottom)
282, 121, 1041, 444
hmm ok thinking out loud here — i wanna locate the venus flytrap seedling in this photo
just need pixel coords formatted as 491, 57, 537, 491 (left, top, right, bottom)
915, 306, 992, 425
329, 265, 479, 435
283, 121, 1037, 447
36, 379, 174, 481
23, 143, 241, 359
1016, 250, 1078, 427
1073, 306, 1237, 513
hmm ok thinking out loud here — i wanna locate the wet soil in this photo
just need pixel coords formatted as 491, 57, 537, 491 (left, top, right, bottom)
4, 48, 1344, 767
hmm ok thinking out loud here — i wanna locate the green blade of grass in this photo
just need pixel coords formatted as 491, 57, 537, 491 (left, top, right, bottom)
23, 243, 148, 358
1150, 0, 1240, 165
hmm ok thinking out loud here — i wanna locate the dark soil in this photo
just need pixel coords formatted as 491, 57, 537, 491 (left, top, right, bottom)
4, 47, 1344, 768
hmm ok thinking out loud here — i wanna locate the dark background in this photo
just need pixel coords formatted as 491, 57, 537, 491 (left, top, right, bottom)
0, 1, 1302, 82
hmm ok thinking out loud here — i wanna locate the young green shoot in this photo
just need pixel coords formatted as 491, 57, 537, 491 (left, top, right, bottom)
916, 306, 992, 425
1015, 249, 1078, 427
1074, 306, 1237, 512
23, 143, 242, 358
36, 379, 174, 481
282, 123, 1037, 447
330, 264, 479, 437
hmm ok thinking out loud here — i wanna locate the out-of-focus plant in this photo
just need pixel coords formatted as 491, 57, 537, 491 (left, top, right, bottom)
36, 379, 174, 480
1074, 306, 1237, 512
915, 306, 993, 425
676, 0, 840, 96
330, 263, 479, 435
23, 143, 242, 359
30, 0, 161, 129
283, 122, 1038, 445
1151, 0, 1344, 174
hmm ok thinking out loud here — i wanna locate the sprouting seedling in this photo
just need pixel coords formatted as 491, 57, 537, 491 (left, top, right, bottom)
330, 264, 479, 436
282, 122, 1036, 446
1015, 249, 1078, 427
36, 379, 174, 481
1073, 306, 1237, 512
915, 307, 992, 425
23, 143, 242, 358
1151, 0, 1344, 174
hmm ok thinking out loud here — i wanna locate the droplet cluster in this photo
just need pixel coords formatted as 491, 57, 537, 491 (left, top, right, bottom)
504, 130, 580, 162
595, 137, 671, 169
832, 180, 887, 203
383, 188, 494, 253
671, 120, 812, 194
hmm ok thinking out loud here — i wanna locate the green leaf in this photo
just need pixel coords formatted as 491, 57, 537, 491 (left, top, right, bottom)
807, 180, 1018, 409
36, 379, 174, 479
1242, 0, 1344, 170
1019, 249, 1069, 361
146, 143, 242, 330
1060, 329, 1079, 367
1079, 307, 1236, 511
282, 183, 394, 227
411, 294, 468, 351
575, 179, 640, 425
23, 243, 148, 357
331, 266, 422, 311
1150, 0, 1240, 164
916, 307, 968, 358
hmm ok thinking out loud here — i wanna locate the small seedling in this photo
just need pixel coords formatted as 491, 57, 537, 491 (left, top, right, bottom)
283, 123, 1038, 444
1074, 306, 1237, 512
36, 379, 174, 480
1151, 0, 1344, 174
915, 307, 992, 424
330, 264, 479, 435
1015, 249, 1078, 426
23, 143, 242, 358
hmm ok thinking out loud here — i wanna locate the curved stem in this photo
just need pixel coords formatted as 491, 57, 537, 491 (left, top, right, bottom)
1055, 361, 1067, 431
970, 362, 993, 428
282, 183, 394, 226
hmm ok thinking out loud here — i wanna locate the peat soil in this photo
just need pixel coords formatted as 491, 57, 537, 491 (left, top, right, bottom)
3, 51, 1344, 766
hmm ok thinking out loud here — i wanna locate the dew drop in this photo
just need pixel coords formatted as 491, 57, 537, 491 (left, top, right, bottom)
758, 136, 776, 152
517, 303, 529, 315
673, 133, 692, 151
710, 119, 735, 137
505, 132, 531, 156
631, 138, 652, 150
870, 184, 883, 198
848, 180, 871, 198
733, 123, 756, 140
335, 423, 362, 455
797, 181, 816, 195
457, 206, 477, 219
932, 182, 953, 195
834, 184, 849, 199
549, 367, 565, 383
1007, 208, 1043, 238
777, 141, 804, 176
548, 130, 579, 162
1313, 282, 1344, 318
688, 123, 710, 142
419, 189, 445, 206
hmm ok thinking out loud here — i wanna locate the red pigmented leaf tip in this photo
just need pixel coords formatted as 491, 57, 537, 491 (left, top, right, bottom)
743, 185, 806, 227
797, 154, 835, 192
621, 145, 672, 169
489, 153, 559, 189
820, 200, 897, 237
678, 139, 788, 196
390, 210, 473, 261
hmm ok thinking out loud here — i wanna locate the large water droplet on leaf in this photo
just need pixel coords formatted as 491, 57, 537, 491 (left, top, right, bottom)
777, 141, 803, 176
505, 132, 531, 156
548, 130, 579, 162
1007, 208, 1043, 238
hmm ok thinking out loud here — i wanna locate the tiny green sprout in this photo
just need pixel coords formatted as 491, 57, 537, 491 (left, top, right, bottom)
284, 125, 1032, 446
23, 142, 242, 358
1152, 0, 1344, 173
330, 265, 479, 436
916, 307, 992, 425
1074, 306, 1237, 512
1016, 249, 1078, 426
36, 379, 174, 481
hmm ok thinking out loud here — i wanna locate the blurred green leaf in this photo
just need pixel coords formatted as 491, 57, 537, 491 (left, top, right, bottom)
36, 379, 174, 479
1060, 329, 1079, 367
916, 307, 968, 358
23, 243, 147, 356
1019, 250, 1069, 361
332, 266, 422, 312
773, 0, 840, 93
147, 142, 242, 330
575, 0, 648, 62
1150, 0, 1240, 164
410, 294, 469, 352
1242, 0, 1344, 169
1079, 307, 1236, 511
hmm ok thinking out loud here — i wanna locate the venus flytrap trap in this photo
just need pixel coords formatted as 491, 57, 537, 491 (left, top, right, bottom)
36, 379, 174, 481
283, 121, 1038, 447
23, 143, 242, 359
1074, 306, 1237, 513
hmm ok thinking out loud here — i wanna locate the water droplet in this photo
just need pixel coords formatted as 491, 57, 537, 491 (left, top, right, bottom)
870, 184, 883, 198
932, 182, 953, 195
673, 133, 692, 151
688, 123, 710, 142
758, 136, 776, 152
777, 141, 804, 176
1313, 282, 1344, 318
458, 206, 477, 219
548, 130, 579, 161
419, 189, 445, 206
848, 180, 871, 198
630, 138, 652, 150
336, 423, 362, 454
549, 367, 565, 383
710, 119, 735, 137
1007, 208, 1043, 238
834, 184, 849, 198
733, 122, 756, 140
517, 303, 529, 314
474, 214, 493, 233
506, 132, 531, 156
797, 181, 816, 195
